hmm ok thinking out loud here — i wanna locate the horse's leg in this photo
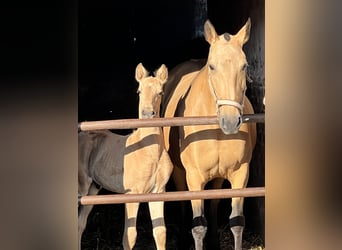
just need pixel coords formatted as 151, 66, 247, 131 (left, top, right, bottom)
147, 152, 172, 250
186, 171, 207, 250
78, 183, 100, 250
172, 166, 191, 249
228, 162, 249, 250
123, 202, 140, 250
208, 178, 224, 249
148, 200, 166, 250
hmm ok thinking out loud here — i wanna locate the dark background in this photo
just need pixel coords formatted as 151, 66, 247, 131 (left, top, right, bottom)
78, 0, 261, 123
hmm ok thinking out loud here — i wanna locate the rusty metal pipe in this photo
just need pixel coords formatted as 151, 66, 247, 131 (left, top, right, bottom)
79, 114, 264, 131
79, 187, 265, 205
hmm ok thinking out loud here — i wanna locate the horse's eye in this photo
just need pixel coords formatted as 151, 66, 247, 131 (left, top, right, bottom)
158, 91, 164, 96
209, 64, 215, 71
242, 64, 248, 71
137, 90, 141, 94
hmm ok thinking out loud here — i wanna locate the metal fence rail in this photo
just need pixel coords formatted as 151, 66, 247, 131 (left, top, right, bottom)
79, 187, 265, 205
78, 114, 264, 131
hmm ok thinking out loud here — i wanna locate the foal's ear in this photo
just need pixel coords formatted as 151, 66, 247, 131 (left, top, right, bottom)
204, 19, 218, 45
235, 17, 251, 46
155, 64, 168, 84
135, 63, 149, 82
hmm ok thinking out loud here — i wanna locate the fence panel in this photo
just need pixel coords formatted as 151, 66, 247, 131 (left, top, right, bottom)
78, 113, 265, 204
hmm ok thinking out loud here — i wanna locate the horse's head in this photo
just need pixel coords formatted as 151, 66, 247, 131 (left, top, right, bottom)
204, 18, 251, 135
135, 63, 168, 119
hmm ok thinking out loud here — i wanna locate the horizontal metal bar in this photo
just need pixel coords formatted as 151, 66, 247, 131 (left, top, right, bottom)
78, 113, 264, 131
79, 187, 265, 205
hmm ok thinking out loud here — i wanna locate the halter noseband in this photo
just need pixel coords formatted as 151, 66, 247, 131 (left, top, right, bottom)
216, 99, 244, 114
208, 80, 245, 115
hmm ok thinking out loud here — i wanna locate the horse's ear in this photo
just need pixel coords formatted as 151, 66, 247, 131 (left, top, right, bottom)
135, 63, 149, 82
155, 64, 168, 84
204, 20, 218, 45
235, 17, 251, 46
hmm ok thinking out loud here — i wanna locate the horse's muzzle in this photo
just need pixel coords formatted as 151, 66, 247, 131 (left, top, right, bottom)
219, 114, 242, 135
141, 109, 156, 118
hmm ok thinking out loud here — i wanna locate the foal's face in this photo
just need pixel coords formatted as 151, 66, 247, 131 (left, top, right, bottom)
137, 77, 165, 118
135, 63, 168, 119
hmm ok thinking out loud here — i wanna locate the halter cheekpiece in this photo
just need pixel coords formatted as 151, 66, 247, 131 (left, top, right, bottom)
208, 79, 245, 114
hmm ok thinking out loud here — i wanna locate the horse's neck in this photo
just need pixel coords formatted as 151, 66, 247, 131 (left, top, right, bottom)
136, 126, 162, 136
131, 125, 164, 146
185, 68, 217, 115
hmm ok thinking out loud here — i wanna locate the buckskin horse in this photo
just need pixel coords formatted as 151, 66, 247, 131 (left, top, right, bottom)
162, 18, 256, 250
78, 63, 173, 250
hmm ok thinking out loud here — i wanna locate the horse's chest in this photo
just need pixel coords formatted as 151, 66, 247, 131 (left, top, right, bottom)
123, 145, 161, 191
217, 143, 246, 168
181, 134, 247, 174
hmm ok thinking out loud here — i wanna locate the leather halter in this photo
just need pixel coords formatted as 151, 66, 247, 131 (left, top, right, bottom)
208, 79, 245, 115
216, 99, 244, 113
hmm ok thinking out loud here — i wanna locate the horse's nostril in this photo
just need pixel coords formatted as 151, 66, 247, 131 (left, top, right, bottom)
220, 117, 226, 128
142, 109, 155, 118
237, 116, 242, 127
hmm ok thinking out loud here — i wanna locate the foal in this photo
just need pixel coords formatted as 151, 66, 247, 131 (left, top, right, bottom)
78, 63, 173, 250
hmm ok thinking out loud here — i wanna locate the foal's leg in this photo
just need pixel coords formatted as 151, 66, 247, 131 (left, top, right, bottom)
228, 162, 249, 250
123, 202, 140, 250
78, 183, 100, 250
148, 201, 166, 250
186, 171, 207, 250
148, 152, 172, 250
